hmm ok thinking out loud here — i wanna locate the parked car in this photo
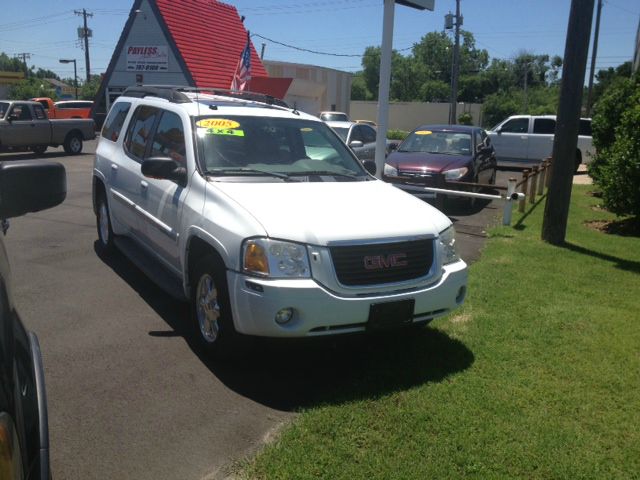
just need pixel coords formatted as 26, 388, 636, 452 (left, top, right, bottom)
30, 97, 93, 120
0, 159, 67, 480
326, 120, 378, 161
92, 85, 468, 357
487, 114, 594, 170
0, 100, 95, 156
318, 111, 350, 122
383, 125, 497, 201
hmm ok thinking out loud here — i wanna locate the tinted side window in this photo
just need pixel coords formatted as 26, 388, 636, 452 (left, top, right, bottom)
124, 105, 158, 160
0, 102, 8, 118
533, 118, 556, 134
501, 118, 529, 133
150, 111, 186, 165
33, 105, 46, 120
102, 102, 132, 143
361, 125, 376, 143
579, 119, 592, 136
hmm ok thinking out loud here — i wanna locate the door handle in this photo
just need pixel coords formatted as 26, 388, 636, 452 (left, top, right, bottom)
140, 180, 148, 189
111, 164, 118, 171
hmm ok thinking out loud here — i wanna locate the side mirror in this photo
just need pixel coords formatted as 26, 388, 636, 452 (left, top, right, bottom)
0, 161, 66, 219
141, 157, 187, 187
495, 127, 502, 135
349, 140, 364, 148
387, 142, 399, 152
363, 160, 377, 176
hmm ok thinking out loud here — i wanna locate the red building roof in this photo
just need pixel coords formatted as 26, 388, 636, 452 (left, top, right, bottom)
155, 0, 268, 88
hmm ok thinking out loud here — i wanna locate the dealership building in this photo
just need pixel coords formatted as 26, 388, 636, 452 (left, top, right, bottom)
93, 0, 350, 120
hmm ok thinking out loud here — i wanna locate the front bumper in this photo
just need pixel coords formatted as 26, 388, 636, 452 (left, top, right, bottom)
228, 259, 467, 337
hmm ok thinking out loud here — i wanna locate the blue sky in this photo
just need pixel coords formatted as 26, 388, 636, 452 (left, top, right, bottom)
1, 0, 638, 80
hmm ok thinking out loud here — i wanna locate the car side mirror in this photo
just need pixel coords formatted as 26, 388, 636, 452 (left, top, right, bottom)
495, 127, 502, 135
0, 161, 66, 219
141, 157, 187, 187
349, 140, 364, 148
363, 160, 377, 176
387, 142, 399, 152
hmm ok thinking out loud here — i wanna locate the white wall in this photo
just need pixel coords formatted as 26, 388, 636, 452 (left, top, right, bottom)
350, 101, 484, 130
264, 60, 351, 115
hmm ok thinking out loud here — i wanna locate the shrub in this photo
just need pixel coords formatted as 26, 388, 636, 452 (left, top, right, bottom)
593, 98, 640, 220
458, 112, 473, 125
387, 129, 409, 140
589, 76, 638, 184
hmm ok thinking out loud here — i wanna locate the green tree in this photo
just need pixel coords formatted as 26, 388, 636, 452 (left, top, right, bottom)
8, 78, 56, 100
80, 74, 102, 100
590, 61, 632, 106
419, 80, 449, 102
0, 52, 25, 73
350, 73, 370, 100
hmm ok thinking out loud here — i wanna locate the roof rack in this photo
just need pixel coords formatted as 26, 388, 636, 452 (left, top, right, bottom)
121, 85, 290, 109
122, 85, 192, 103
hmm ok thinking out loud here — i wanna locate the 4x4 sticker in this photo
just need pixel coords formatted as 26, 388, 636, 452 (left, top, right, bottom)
196, 118, 240, 129
205, 128, 245, 137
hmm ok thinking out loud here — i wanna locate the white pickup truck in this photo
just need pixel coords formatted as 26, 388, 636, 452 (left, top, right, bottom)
92, 86, 468, 357
488, 115, 595, 170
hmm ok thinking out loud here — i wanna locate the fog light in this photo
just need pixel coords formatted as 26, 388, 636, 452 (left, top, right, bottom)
275, 308, 294, 325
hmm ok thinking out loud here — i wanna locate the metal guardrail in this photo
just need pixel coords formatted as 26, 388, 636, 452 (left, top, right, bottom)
402, 158, 552, 226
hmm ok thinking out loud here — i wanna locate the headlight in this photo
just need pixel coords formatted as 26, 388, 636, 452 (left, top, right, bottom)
383, 163, 398, 177
242, 238, 311, 278
439, 226, 460, 265
443, 167, 468, 180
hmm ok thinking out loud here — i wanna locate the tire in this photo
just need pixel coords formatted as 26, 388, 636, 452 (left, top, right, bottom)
96, 193, 115, 254
31, 145, 47, 156
190, 254, 243, 358
63, 133, 83, 155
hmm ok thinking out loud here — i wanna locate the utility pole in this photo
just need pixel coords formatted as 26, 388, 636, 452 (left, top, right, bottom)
541, 0, 594, 245
260, 43, 266, 59
75, 9, 93, 82
14, 53, 31, 77
447, 0, 462, 124
586, 0, 603, 117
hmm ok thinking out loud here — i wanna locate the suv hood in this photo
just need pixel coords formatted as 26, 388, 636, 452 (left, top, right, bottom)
211, 179, 451, 245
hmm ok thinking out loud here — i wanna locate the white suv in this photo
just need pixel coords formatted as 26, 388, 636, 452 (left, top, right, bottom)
92, 86, 467, 356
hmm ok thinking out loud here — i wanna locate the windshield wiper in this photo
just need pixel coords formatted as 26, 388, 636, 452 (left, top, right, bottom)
287, 170, 360, 179
205, 168, 291, 180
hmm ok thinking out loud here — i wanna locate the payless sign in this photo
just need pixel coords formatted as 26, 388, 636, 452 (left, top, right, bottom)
126, 45, 169, 72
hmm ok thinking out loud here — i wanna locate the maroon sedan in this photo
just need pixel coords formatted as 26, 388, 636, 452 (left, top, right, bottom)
383, 125, 497, 200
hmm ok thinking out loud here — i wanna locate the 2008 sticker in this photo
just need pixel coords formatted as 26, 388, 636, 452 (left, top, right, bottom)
196, 118, 240, 129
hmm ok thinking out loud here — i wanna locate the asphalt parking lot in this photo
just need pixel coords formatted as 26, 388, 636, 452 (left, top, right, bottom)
2, 139, 511, 479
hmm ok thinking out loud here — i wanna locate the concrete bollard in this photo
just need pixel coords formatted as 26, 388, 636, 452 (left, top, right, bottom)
503, 177, 518, 226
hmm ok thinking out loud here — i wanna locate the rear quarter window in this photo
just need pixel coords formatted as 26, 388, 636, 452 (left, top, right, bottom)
101, 102, 132, 143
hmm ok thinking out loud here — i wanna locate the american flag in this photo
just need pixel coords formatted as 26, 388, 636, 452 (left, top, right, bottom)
230, 32, 252, 91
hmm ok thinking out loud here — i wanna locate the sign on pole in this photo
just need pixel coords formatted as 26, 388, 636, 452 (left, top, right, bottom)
396, 0, 435, 10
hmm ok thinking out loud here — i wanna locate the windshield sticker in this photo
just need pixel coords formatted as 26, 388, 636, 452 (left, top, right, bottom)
300, 127, 313, 132
415, 130, 432, 135
196, 118, 240, 129
204, 127, 245, 137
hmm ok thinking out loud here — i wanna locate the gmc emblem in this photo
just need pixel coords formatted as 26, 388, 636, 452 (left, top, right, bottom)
363, 253, 408, 270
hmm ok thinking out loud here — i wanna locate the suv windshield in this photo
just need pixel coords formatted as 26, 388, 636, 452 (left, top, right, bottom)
399, 130, 472, 155
195, 116, 368, 180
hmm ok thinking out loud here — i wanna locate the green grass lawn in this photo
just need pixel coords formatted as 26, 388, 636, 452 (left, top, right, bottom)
244, 185, 640, 479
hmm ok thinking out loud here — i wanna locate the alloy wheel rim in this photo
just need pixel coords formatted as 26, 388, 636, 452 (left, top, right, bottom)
196, 274, 220, 343
71, 137, 81, 153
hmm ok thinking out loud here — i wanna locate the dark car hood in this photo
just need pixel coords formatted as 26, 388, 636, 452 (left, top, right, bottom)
387, 151, 472, 172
